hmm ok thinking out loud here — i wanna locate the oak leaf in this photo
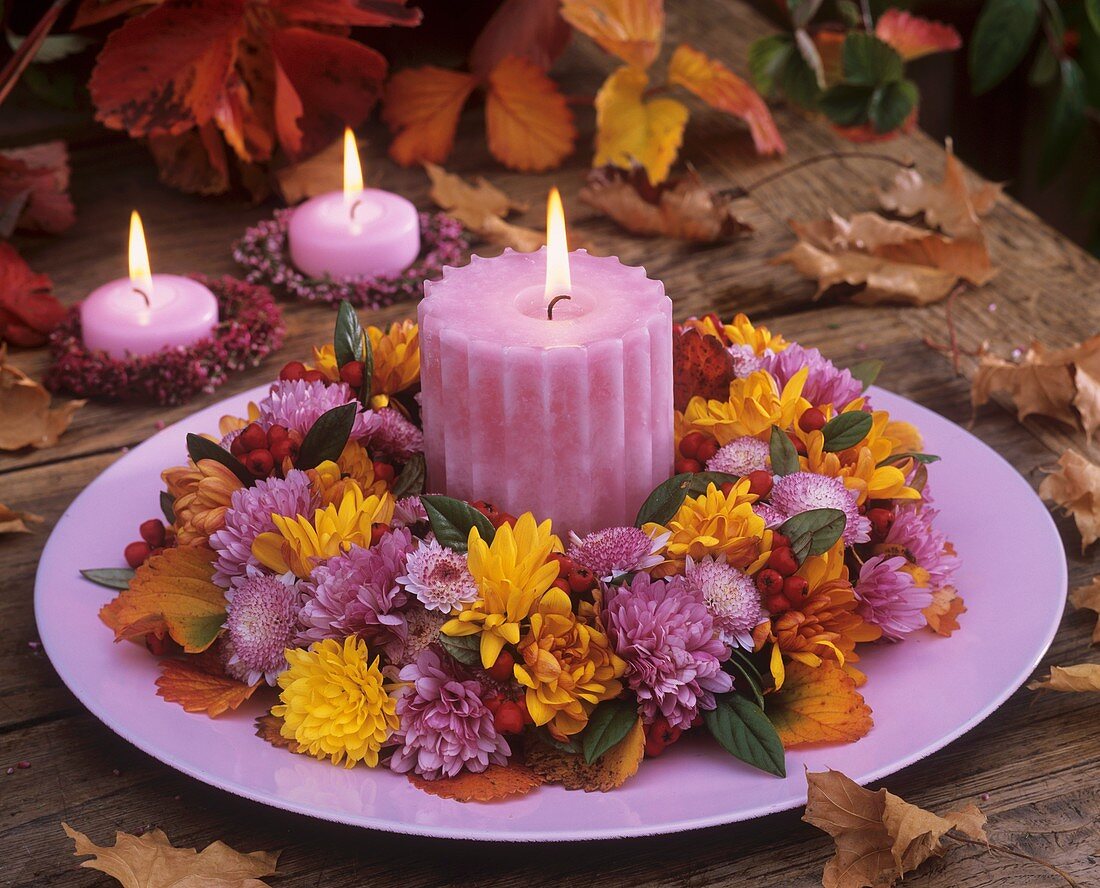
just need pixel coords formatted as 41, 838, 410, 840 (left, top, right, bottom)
766, 659, 873, 749
156, 647, 259, 717
255, 712, 303, 753
0, 243, 67, 348
0, 142, 75, 236
560, 0, 664, 69
485, 56, 576, 173
923, 586, 966, 637
1040, 449, 1100, 551
469, 0, 572, 80
274, 135, 343, 203
407, 763, 544, 802
0, 346, 83, 449
525, 718, 645, 791
63, 822, 279, 888
383, 67, 478, 167
1069, 576, 1100, 644
0, 502, 43, 534
673, 325, 735, 412
874, 10, 962, 62
1027, 663, 1100, 693
99, 546, 227, 653
422, 162, 545, 252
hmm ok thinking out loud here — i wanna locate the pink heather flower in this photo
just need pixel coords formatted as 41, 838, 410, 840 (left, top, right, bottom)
224, 569, 302, 686
754, 501, 785, 528
392, 495, 428, 527
886, 505, 959, 589
297, 529, 417, 659
603, 573, 733, 729
256, 379, 376, 439
398, 539, 478, 613
769, 472, 871, 545
762, 343, 865, 409
367, 407, 424, 460
567, 526, 669, 581
707, 436, 770, 476
854, 555, 933, 641
729, 343, 765, 378
210, 470, 319, 588
684, 556, 764, 648
389, 647, 510, 780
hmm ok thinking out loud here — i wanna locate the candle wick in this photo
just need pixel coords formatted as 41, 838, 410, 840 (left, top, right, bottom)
132, 286, 151, 308
546, 293, 572, 320
349, 198, 362, 220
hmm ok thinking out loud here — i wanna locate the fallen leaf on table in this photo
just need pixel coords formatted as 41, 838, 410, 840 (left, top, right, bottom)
0, 346, 83, 449
581, 165, 753, 242
1069, 577, 1100, 644
1039, 450, 1100, 551
0, 502, 43, 534
485, 56, 576, 173
673, 324, 735, 411
923, 585, 966, 637
255, 712, 303, 753
274, 135, 343, 203
64, 822, 279, 888
0, 141, 75, 236
407, 763, 544, 802
525, 718, 645, 791
972, 342, 1082, 431
156, 646, 259, 717
804, 769, 987, 888
0, 244, 68, 348
560, 0, 664, 69
99, 545, 226, 653
1027, 663, 1100, 693
766, 660, 874, 749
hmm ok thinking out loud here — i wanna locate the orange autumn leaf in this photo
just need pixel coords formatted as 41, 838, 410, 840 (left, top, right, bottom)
485, 56, 576, 172
1039, 450, 1100, 552
875, 9, 962, 62
468, 0, 572, 80
255, 712, 304, 753
673, 325, 735, 412
923, 586, 966, 637
667, 44, 785, 156
407, 764, 544, 802
525, 718, 645, 792
383, 66, 478, 167
0, 502, 43, 534
1027, 663, 1100, 693
560, 0, 664, 69
766, 659, 873, 749
1069, 576, 1100, 644
0, 346, 84, 449
99, 546, 226, 653
156, 648, 259, 717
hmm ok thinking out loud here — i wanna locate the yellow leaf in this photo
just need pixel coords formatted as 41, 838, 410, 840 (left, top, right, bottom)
274, 135, 342, 203
594, 66, 689, 185
407, 764, 544, 802
525, 718, 644, 792
667, 44, 785, 156
766, 659, 873, 748
560, 0, 664, 69
1039, 450, 1100, 552
1069, 576, 1100, 644
485, 56, 575, 172
1028, 663, 1100, 693
63, 822, 278, 888
382, 66, 477, 166
155, 648, 259, 718
99, 546, 226, 653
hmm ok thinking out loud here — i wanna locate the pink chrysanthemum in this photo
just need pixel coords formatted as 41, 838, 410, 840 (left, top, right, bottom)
256, 379, 376, 439
754, 501, 785, 528
389, 647, 510, 780
886, 505, 959, 589
854, 555, 933, 641
367, 407, 424, 460
707, 436, 770, 476
603, 573, 733, 729
729, 343, 765, 378
762, 343, 864, 409
396, 605, 447, 667
769, 472, 871, 544
398, 538, 478, 613
210, 470, 319, 588
567, 526, 669, 581
684, 556, 764, 648
224, 568, 302, 686
392, 495, 428, 528
297, 529, 416, 659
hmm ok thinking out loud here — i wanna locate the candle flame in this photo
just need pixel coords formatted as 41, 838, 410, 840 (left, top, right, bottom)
544, 187, 571, 301
343, 126, 363, 214
128, 210, 154, 299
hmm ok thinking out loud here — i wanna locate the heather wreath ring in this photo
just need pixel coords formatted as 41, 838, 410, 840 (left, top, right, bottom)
45, 274, 286, 407
232, 209, 469, 310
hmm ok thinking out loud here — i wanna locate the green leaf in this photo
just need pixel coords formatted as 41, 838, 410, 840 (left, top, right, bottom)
782, 36, 825, 108
439, 632, 482, 666
1039, 59, 1087, 183
80, 568, 135, 590
821, 411, 873, 452
876, 451, 941, 467
362, 325, 375, 404
159, 491, 176, 525
819, 82, 874, 126
841, 32, 903, 86
836, 0, 861, 28
582, 698, 639, 764
635, 473, 693, 527
779, 508, 846, 562
1087, 0, 1100, 36
1028, 40, 1058, 86
185, 433, 254, 487
422, 494, 496, 552
787, 0, 824, 29
687, 471, 740, 496
846, 359, 883, 391
749, 34, 794, 98
392, 453, 426, 499
540, 732, 582, 755
725, 649, 765, 709
333, 300, 365, 368
295, 403, 357, 470
868, 78, 917, 133
704, 695, 786, 777
769, 425, 800, 476
969, 0, 1040, 95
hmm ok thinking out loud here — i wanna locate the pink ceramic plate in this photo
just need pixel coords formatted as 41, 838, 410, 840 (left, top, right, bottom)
35, 386, 1065, 841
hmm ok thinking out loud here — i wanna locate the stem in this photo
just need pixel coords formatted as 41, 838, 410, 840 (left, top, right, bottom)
860, 0, 873, 31
547, 294, 572, 320
947, 833, 1081, 888
922, 284, 981, 375
0, 0, 69, 108
721, 151, 915, 199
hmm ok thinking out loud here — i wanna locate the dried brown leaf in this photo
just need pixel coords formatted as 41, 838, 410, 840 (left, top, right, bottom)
0, 502, 44, 534
923, 585, 966, 637
971, 342, 1081, 430
407, 763, 544, 802
1027, 663, 1100, 693
255, 712, 303, 753
274, 135, 343, 204
0, 346, 84, 450
525, 718, 644, 792
1039, 450, 1100, 552
1069, 576, 1100, 644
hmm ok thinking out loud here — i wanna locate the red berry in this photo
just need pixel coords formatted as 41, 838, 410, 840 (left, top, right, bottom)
238, 422, 268, 453
679, 431, 707, 460
767, 546, 800, 577
720, 482, 735, 496
782, 575, 809, 603
244, 448, 274, 477
644, 715, 682, 758
267, 424, 289, 443
370, 523, 391, 546
549, 553, 575, 576
302, 368, 327, 384
491, 511, 518, 529
771, 532, 791, 550
675, 456, 703, 474
494, 701, 524, 735
269, 437, 298, 465
372, 461, 396, 484
868, 507, 895, 540
229, 434, 247, 457
765, 593, 790, 613
515, 693, 533, 725
124, 540, 151, 568
799, 408, 827, 432
567, 566, 596, 595
139, 518, 165, 547
339, 360, 365, 389
551, 578, 572, 594
755, 568, 784, 595
695, 437, 719, 463
144, 633, 170, 656
279, 361, 306, 381
786, 431, 808, 455
747, 469, 773, 497
486, 650, 515, 682
471, 500, 499, 520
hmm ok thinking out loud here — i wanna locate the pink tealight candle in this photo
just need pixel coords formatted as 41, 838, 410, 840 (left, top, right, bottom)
419, 190, 673, 535
81, 211, 218, 359
287, 128, 420, 279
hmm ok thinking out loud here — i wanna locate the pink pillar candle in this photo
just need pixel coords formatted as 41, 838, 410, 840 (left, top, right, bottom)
419, 248, 673, 535
80, 274, 219, 359
287, 188, 421, 279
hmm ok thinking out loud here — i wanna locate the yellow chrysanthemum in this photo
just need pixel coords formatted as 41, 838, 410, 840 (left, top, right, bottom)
217, 403, 261, 439
162, 458, 243, 546
273, 636, 398, 768
688, 312, 788, 355
368, 320, 420, 406
310, 344, 343, 383
307, 446, 388, 506
514, 588, 626, 740
442, 513, 562, 668
678, 368, 810, 446
251, 483, 395, 577
645, 480, 772, 574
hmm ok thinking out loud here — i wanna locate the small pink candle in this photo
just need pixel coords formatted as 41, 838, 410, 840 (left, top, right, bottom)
419, 191, 673, 534
288, 128, 420, 279
81, 211, 218, 359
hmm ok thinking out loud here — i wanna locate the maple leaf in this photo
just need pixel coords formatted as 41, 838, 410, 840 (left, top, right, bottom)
485, 56, 576, 172
64, 822, 279, 888
407, 764, 544, 802
0, 243, 67, 348
0, 346, 84, 450
595, 66, 689, 185
0, 502, 43, 535
560, 0, 663, 69
875, 10, 962, 62
72, 0, 158, 28
383, 66, 478, 167
1027, 663, 1100, 693
1039, 449, 1100, 552
0, 142, 75, 237
525, 718, 645, 792
971, 343, 1080, 430
468, 0, 572, 80
766, 660, 873, 749
99, 545, 227, 652
923, 586, 966, 637
155, 647, 259, 717
673, 325, 735, 412
1069, 576, 1100, 644
667, 44, 785, 156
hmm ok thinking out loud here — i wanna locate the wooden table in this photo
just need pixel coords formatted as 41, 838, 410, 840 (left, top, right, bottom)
4, 3, 1099, 885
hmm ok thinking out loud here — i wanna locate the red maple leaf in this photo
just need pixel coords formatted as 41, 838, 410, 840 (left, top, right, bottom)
673, 326, 734, 412
0, 142, 75, 237
0, 243, 67, 348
